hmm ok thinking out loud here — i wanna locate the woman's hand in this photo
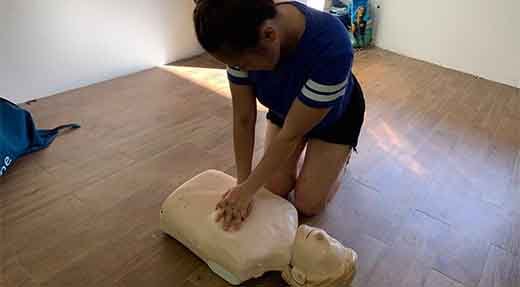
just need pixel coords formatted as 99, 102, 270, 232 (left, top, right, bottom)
215, 184, 255, 232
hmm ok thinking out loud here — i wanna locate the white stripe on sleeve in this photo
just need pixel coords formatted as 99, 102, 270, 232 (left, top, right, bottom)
301, 86, 346, 103
305, 78, 348, 94
226, 66, 248, 78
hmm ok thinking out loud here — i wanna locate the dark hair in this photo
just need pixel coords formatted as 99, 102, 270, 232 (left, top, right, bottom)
193, 0, 277, 53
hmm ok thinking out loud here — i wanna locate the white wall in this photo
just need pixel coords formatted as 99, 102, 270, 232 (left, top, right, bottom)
516, 38, 520, 89
0, 0, 203, 103
374, 0, 520, 88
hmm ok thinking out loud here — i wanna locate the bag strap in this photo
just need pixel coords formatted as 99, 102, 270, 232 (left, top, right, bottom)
51, 123, 81, 133
38, 123, 81, 138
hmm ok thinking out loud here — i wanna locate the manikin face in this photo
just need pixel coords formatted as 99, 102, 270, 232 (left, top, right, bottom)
282, 225, 358, 287
213, 24, 281, 71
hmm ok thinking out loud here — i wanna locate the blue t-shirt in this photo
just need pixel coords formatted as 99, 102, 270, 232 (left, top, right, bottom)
227, 1, 354, 134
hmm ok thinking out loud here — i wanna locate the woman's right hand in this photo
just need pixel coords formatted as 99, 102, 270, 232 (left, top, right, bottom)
215, 184, 254, 231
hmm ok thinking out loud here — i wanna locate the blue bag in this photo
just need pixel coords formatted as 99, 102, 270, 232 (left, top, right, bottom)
0, 97, 80, 176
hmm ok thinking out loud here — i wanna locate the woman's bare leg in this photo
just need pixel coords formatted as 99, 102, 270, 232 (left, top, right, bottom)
293, 139, 352, 216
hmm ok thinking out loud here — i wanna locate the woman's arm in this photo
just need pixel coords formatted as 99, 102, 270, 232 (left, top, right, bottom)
230, 83, 257, 184
215, 98, 329, 231
241, 99, 330, 194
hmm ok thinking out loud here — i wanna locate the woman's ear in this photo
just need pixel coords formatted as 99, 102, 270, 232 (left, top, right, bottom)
259, 24, 278, 44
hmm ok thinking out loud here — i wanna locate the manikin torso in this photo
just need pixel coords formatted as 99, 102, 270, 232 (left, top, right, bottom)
160, 170, 357, 286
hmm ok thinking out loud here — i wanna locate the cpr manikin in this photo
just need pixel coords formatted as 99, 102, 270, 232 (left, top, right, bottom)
282, 225, 358, 287
160, 170, 357, 286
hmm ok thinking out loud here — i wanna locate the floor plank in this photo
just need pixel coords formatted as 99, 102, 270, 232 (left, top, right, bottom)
1, 48, 519, 286
478, 245, 520, 287
425, 270, 465, 287
367, 210, 490, 287
185, 265, 230, 287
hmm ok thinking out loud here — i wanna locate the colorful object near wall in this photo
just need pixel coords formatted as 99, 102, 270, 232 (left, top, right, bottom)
329, 0, 373, 49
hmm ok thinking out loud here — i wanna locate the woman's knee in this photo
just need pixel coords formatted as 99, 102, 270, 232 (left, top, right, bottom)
265, 171, 297, 198
293, 185, 328, 217
294, 198, 326, 217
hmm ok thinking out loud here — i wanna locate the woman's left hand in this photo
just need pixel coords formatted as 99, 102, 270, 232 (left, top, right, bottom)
215, 184, 254, 232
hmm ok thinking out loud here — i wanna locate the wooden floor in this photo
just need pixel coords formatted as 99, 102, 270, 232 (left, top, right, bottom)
1, 48, 519, 287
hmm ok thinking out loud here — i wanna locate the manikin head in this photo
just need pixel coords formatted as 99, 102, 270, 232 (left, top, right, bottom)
282, 225, 358, 287
193, 0, 282, 71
